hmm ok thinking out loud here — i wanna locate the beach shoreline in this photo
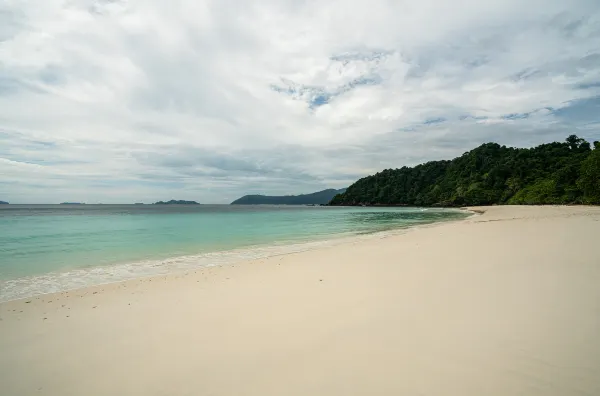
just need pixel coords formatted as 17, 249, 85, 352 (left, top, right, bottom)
1, 205, 599, 396
0, 207, 471, 303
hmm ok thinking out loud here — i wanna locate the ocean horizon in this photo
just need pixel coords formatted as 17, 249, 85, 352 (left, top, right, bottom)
0, 205, 469, 302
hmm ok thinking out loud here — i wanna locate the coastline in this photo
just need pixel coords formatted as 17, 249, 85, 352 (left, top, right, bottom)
0, 207, 470, 303
2, 205, 599, 395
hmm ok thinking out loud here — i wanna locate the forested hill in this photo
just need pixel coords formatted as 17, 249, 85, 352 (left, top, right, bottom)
231, 189, 346, 205
154, 200, 200, 205
330, 136, 600, 207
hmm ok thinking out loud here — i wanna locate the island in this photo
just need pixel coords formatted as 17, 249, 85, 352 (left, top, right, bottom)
154, 200, 200, 205
60, 202, 84, 205
231, 188, 346, 205
0, 201, 8, 204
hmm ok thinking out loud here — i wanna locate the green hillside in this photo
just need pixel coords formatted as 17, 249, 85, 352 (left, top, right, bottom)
330, 136, 600, 207
232, 189, 346, 205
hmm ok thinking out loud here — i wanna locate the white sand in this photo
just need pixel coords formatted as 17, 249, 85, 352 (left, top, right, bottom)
1, 205, 600, 396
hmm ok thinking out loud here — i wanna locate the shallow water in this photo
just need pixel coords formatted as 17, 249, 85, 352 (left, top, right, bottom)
0, 205, 468, 301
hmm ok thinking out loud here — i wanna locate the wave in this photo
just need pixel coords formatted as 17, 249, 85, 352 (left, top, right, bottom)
0, 209, 470, 302
0, 229, 409, 302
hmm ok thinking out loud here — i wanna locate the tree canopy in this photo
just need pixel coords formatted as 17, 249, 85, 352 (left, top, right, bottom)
330, 136, 600, 206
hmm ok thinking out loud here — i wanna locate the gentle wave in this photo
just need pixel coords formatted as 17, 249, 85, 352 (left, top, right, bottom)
0, 229, 411, 302
0, 208, 469, 302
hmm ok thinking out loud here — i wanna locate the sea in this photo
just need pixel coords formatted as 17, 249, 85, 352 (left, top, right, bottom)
0, 205, 469, 302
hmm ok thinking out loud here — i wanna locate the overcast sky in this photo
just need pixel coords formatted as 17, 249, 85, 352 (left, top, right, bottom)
1, 0, 600, 203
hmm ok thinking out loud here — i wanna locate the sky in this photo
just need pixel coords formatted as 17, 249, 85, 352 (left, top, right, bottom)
1, 0, 600, 204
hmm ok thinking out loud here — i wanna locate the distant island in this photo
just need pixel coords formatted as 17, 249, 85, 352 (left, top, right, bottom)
330, 135, 600, 207
0, 201, 8, 204
231, 188, 346, 205
60, 202, 84, 205
154, 200, 200, 205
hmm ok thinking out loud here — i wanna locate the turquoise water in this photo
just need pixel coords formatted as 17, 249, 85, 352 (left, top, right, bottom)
0, 205, 468, 301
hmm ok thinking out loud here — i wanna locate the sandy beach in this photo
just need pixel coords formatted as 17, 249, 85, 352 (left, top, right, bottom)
1, 205, 599, 396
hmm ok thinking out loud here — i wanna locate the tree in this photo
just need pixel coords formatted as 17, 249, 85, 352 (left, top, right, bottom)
566, 134, 583, 150
580, 140, 591, 152
577, 148, 600, 204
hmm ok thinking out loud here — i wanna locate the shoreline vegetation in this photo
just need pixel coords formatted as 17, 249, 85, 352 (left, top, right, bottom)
330, 135, 600, 207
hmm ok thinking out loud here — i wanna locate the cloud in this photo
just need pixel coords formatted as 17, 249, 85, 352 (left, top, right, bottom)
1, 0, 599, 203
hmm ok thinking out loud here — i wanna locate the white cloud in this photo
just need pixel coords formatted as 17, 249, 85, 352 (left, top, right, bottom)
1, 0, 599, 203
